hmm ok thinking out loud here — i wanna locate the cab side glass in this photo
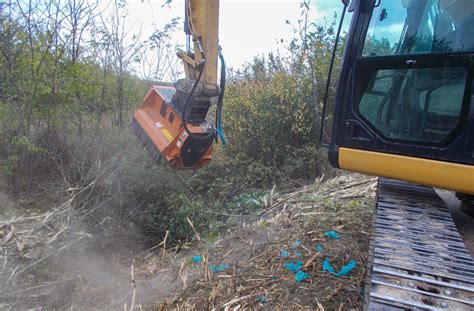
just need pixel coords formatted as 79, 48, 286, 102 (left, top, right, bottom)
363, 0, 474, 56
358, 66, 467, 143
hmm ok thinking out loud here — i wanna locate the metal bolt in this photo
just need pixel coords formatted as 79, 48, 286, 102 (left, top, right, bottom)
440, 302, 449, 308
443, 289, 452, 296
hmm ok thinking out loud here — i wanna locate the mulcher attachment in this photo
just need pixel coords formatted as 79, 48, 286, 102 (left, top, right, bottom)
131, 85, 214, 170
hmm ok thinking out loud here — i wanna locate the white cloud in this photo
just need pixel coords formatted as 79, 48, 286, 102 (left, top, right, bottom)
386, 22, 405, 34
112, 0, 343, 75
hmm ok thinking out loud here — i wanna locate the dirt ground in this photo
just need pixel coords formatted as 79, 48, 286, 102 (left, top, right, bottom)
0, 181, 151, 310
148, 175, 376, 310
0, 173, 377, 310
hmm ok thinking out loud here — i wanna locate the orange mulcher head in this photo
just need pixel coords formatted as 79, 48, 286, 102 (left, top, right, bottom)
131, 85, 214, 170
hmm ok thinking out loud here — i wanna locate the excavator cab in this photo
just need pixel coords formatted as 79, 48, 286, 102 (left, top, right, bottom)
325, 2, 474, 308
326, 0, 474, 195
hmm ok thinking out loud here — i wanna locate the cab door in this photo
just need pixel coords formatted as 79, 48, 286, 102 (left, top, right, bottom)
329, 0, 474, 193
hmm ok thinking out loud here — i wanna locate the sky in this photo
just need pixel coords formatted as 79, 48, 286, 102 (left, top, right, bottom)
122, 0, 347, 71
365, 1, 407, 49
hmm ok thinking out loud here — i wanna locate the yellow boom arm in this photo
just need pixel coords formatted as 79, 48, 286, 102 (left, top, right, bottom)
131, 0, 223, 169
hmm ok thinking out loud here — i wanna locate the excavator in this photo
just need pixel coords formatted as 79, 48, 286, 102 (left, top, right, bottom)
131, 0, 474, 309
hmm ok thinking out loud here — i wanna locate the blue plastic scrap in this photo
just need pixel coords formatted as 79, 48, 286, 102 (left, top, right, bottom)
315, 244, 323, 252
284, 260, 304, 272
322, 258, 335, 274
283, 259, 310, 283
295, 251, 302, 257
255, 295, 268, 303
295, 270, 310, 283
210, 263, 230, 272
324, 231, 341, 240
335, 260, 357, 277
192, 255, 202, 263
292, 240, 302, 249
280, 250, 289, 258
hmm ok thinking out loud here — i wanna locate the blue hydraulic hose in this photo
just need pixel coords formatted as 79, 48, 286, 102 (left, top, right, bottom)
216, 47, 226, 145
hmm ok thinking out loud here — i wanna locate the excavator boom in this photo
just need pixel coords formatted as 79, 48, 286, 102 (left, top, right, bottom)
131, 0, 222, 169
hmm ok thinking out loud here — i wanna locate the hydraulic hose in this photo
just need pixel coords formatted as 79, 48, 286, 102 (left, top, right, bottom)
181, 60, 215, 140
215, 47, 226, 144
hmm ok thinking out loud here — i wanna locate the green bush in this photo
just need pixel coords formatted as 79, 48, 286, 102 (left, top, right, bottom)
223, 59, 316, 165
0, 0, 341, 247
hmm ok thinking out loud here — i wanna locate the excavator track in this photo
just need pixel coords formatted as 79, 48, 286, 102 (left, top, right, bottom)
365, 178, 474, 310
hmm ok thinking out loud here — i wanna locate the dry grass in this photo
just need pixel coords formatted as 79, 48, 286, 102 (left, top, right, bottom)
0, 173, 376, 310
136, 173, 377, 310
0, 161, 148, 310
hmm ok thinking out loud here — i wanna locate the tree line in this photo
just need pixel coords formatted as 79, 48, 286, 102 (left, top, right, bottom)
0, 0, 345, 244
0, 0, 180, 190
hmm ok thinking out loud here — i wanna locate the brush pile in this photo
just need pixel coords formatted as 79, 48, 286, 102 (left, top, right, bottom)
0, 174, 147, 309
138, 174, 377, 310
0, 173, 376, 309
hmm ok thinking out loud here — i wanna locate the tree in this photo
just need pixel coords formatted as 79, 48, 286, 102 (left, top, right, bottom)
139, 18, 181, 83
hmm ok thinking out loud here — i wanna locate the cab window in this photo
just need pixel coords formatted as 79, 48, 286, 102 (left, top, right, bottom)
363, 0, 474, 56
357, 0, 471, 144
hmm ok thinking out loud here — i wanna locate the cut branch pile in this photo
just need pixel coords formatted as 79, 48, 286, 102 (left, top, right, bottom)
0, 172, 376, 310
0, 177, 105, 303
0, 160, 147, 309
135, 173, 376, 310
